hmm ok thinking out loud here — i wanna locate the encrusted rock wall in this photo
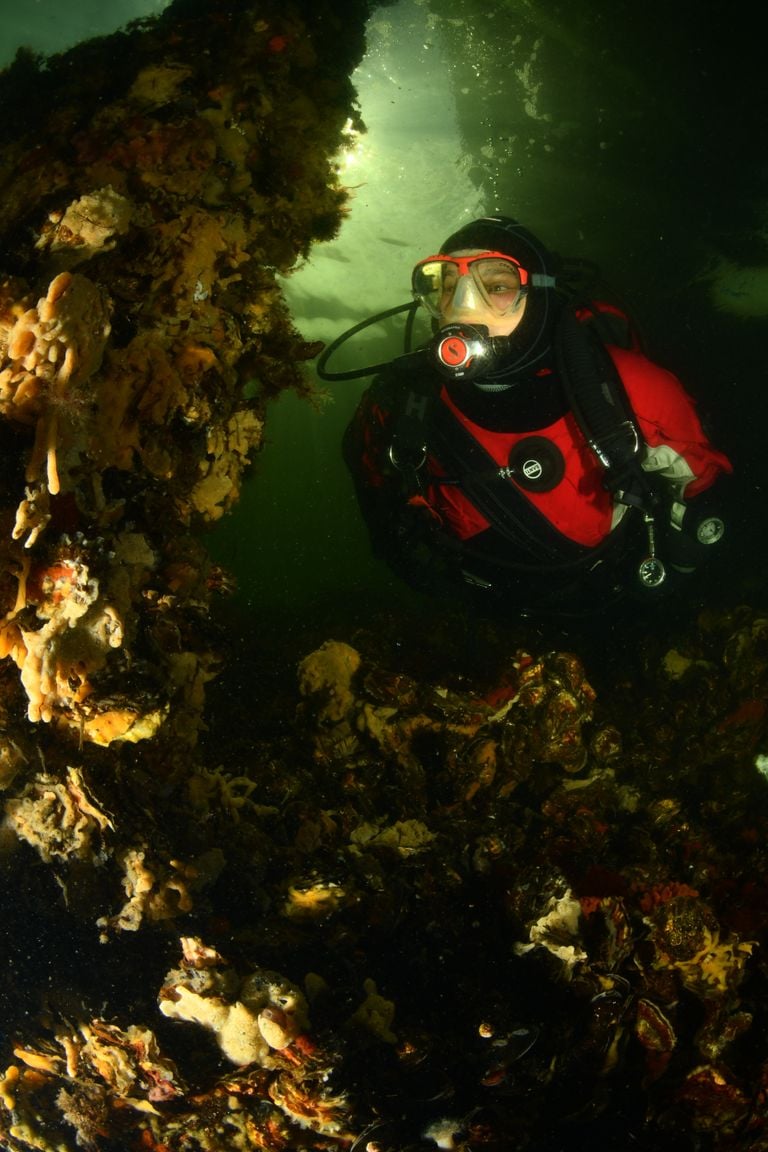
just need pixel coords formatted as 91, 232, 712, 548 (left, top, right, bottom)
0, 5, 381, 1148
0, 0, 368, 749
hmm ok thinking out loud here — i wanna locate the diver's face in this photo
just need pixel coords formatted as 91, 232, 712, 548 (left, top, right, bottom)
440, 249, 528, 336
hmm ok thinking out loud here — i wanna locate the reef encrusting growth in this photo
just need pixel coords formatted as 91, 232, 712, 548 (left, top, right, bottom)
1, 593, 768, 1149
0, 0, 368, 747
0, 0, 380, 1146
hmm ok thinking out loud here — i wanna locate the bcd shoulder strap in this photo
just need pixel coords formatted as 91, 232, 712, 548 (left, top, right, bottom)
554, 305, 655, 510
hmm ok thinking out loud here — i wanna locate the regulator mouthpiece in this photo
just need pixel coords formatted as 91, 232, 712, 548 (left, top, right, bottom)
433, 323, 508, 381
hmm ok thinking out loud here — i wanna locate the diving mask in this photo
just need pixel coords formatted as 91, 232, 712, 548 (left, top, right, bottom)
412, 251, 529, 322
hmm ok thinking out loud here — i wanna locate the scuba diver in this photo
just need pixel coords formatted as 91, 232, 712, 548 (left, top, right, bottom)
339, 215, 733, 619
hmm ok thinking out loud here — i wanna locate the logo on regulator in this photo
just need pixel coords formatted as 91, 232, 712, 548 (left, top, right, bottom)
437, 333, 474, 370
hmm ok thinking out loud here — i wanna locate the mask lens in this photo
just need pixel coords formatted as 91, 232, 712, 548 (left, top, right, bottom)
412, 254, 525, 319
412, 260, 451, 317
471, 258, 523, 315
